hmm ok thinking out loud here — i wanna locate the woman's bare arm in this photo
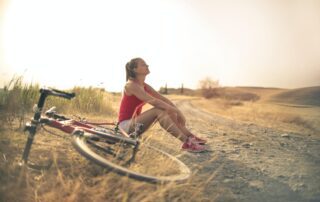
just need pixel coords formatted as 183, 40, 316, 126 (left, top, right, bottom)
125, 82, 178, 114
144, 83, 187, 125
144, 83, 175, 107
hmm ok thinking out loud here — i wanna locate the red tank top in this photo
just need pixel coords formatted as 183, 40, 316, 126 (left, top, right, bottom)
118, 84, 150, 123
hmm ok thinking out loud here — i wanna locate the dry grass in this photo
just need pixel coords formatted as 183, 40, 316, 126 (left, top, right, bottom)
0, 76, 40, 127
193, 97, 320, 135
0, 126, 215, 202
0, 76, 116, 128
1, 78, 319, 201
0, 78, 214, 201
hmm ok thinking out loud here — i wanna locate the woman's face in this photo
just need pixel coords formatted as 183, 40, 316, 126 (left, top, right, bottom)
135, 59, 150, 76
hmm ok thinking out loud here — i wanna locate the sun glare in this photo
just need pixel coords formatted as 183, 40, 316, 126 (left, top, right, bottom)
1, 0, 320, 91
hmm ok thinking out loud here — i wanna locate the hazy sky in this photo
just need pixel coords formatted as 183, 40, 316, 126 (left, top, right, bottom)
1, 0, 320, 92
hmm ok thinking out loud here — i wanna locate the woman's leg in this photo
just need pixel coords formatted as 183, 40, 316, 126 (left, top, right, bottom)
129, 108, 188, 142
168, 113, 195, 137
169, 113, 206, 143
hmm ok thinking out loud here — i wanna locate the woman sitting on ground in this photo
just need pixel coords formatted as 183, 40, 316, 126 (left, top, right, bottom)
118, 57, 207, 152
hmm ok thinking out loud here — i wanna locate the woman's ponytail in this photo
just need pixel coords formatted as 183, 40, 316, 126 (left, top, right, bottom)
125, 58, 141, 81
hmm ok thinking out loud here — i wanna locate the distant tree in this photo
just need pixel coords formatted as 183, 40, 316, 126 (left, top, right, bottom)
165, 83, 168, 94
159, 83, 168, 94
198, 77, 220, 99
181, 83, 184, 94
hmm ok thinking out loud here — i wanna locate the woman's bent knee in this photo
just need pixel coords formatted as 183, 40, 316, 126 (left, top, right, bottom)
150, 108, 163, 115
149, 108, 170, 119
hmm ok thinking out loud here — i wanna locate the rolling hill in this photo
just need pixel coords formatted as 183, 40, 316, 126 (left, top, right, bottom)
269, 86, 320, 106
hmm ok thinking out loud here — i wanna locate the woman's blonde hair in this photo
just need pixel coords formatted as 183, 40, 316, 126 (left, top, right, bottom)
125, 57, 142, 81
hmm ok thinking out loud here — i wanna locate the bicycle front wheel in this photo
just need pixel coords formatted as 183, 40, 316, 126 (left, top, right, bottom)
71, 132, 191, 183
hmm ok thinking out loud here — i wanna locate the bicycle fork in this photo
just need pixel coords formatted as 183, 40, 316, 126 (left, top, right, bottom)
21, 121, 37, 164
20, 91, 52, 169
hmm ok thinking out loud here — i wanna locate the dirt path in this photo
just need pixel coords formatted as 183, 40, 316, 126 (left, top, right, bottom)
165, 99, 320, 201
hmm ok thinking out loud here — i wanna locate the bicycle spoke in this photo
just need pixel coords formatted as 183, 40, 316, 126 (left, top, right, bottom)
86, 139, 116, 157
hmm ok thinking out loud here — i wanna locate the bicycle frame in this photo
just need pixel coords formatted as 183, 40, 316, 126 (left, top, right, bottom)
21, 88, 139, 170
43, 117, 138, 145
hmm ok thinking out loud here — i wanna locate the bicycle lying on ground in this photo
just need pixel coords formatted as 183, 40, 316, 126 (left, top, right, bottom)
20, 88, 190, 183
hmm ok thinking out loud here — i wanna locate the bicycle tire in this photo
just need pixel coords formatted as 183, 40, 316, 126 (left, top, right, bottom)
71, 134, 191, 183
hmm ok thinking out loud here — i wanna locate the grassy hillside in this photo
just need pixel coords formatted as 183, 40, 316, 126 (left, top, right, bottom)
232, 86, 286, 101
161, 86, 287, 103
269, 86, 320, 106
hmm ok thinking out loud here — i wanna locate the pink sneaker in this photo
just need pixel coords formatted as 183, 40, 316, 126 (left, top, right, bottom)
189, 134, 207, 145
181, 139, 206, 153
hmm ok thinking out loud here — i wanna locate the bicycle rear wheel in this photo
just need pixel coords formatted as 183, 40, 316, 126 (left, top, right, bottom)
71, 130, 190, 183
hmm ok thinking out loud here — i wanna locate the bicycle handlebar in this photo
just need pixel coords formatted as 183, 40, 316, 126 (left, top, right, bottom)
40, 88, 76, 100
